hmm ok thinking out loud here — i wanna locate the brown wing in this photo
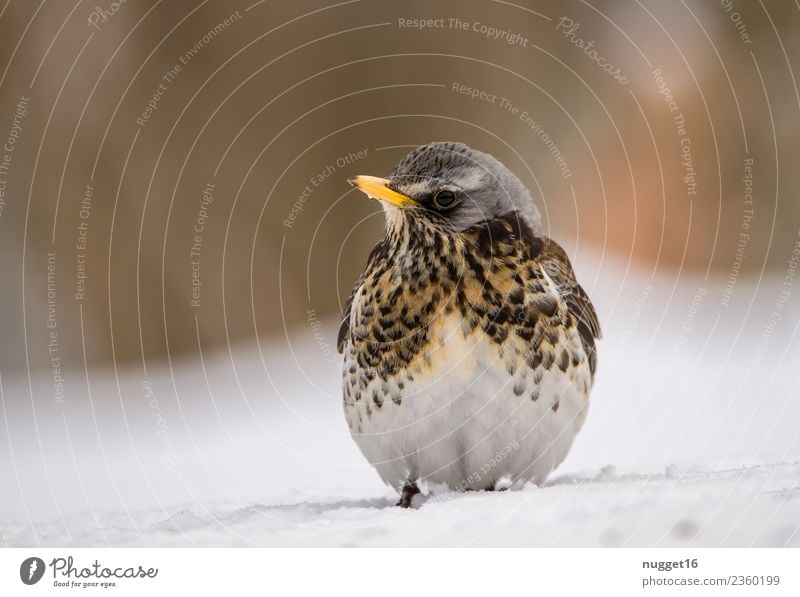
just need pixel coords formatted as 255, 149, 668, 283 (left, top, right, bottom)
337, 239, 390, 354
537, 237, 602, 376
337, 277, 361, 354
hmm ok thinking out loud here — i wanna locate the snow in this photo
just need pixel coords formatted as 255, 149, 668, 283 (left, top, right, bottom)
1, 253, 799, 546
4, 462, 799, 547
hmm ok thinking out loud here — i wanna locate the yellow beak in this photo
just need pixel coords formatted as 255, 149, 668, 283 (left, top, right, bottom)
348, 175, 416, 207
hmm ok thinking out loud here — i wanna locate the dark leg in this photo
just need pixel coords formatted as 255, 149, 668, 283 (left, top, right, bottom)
396, 482, 420, 508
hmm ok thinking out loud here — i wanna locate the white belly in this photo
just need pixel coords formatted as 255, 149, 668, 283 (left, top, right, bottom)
343, 317, 591, 491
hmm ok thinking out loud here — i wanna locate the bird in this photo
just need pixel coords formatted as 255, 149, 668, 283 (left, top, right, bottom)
338, 142, 600, 507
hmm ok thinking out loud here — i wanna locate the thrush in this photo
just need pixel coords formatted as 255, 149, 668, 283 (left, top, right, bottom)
338, 142, 600, 507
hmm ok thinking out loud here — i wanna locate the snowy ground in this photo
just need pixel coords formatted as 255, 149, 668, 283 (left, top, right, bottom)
2, 254, 799, 547
5, 462, 799, 547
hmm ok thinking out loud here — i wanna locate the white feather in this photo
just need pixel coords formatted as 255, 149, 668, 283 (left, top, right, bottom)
343, 313, 591, 491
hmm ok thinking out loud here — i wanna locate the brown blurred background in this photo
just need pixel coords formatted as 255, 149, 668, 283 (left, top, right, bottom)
0, 0, 797, 373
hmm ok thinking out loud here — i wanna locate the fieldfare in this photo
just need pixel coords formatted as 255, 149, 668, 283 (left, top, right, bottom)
338, 142, 600, 507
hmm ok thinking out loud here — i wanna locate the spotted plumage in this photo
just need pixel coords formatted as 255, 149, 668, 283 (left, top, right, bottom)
338, 142, 600, 506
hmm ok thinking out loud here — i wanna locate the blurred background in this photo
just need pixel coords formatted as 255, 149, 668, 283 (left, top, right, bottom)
1, 0, 799, 544
1, 0, 798, 370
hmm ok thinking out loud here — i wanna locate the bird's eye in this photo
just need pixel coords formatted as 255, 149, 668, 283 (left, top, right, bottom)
432, 189, 458, 210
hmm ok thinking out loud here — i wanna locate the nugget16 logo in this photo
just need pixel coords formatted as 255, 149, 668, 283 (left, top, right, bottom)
20, 557, 46, 585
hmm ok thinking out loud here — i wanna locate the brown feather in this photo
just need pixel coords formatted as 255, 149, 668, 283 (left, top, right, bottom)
537, 238, 602, 375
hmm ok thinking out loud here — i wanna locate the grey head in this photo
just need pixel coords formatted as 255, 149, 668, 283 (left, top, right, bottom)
385, 141, 542, 236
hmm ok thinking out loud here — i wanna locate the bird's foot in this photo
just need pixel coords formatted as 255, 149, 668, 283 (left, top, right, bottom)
396, 482, 420, 508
